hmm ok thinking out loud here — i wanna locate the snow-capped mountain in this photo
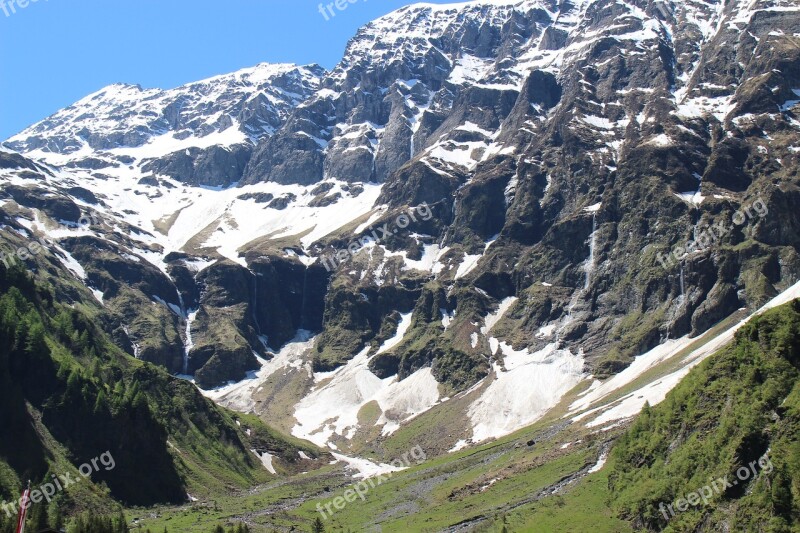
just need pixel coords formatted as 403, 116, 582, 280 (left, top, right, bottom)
1, 0, 799, 456
6, 63, 324, 187
242, 0, 548, 185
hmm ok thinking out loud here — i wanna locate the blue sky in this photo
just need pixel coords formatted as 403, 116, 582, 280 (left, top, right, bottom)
0, 0, 455, 140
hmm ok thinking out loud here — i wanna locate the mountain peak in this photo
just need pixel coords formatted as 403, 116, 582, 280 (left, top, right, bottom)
5, 61, 324, 155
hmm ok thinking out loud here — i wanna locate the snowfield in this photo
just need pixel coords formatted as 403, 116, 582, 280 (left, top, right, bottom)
292, 313, 442, 448
468, 343, 586, 442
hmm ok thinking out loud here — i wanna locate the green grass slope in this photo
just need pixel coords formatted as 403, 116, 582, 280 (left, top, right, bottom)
608, 299, 800, 531
0, 257, 326, 532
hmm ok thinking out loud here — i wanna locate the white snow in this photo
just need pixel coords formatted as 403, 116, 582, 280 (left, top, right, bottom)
449, 55, 495, 85
90, 288, 105, 304
183, 309, 198, 375
647, 134, 674, 147
6, 156, 382, 271
330, 452, 406, 479
588, 450, 608, 473
355, 207, 389, 234
374, 368, 441, 436
580, 115, 616, 130
9, 62, 320, 152
449, 439, 470, 453
536, 324, 557, 339
569, 336, 697, 414
780, 89, 800, 112
203, 331, 315, 411
572, 280, 800, 428
468, 343, 585, 442
53, 245, 86, 280
584, 212, 598, 289
292, 343, 441, 447
441, 308, 455, 330
377, 312, 413, 354
400, 244, 450, 273
481, 297, 518, 337
251, 450, 277, 475
675, 95, 736, 122
455, 253, 483, 279
675, 191, 706, 205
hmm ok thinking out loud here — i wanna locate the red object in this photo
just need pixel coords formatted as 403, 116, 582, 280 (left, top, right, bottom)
15, 483, 30, 533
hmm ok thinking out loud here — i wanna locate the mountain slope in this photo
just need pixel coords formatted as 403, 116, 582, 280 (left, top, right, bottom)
1, 0, 799, 463
1, 0, 800, 531
0, 239, 328, 529
6, 63, 324, 187
609, 299, 800, 531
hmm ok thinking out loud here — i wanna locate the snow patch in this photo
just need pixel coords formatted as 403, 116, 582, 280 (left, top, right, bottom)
203, 331, 315, 411
468, 343, 585, 442
293, 344, 441, 447
377, 312, 413, 354
251, 450, 277, 475
331, 452, 406, 479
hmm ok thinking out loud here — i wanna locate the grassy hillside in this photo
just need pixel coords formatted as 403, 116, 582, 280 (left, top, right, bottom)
499, 299, 800, 532
0, 259, 325, 532
607, 299, 800, 531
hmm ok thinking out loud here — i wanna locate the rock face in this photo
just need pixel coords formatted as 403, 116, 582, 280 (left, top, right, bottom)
242, 1, 548, 186
5, 63, 324, 188
2, 0, 799, 393
141, 144, 253, 188
1, 185, 82, 222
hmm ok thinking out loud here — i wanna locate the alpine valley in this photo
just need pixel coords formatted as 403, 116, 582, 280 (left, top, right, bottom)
1, 0, 800, 531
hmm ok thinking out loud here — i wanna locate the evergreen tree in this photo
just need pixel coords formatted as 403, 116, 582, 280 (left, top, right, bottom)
113, 510, 129, 533
24, 321, 47, 356
53, 505, 65, 530
28, 502, 49, 531
771, 466, 793, 517
311, 517, 325, 533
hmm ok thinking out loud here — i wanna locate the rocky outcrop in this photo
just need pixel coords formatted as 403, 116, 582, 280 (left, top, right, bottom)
141, 144, 252, 188
1, 185, 82, 223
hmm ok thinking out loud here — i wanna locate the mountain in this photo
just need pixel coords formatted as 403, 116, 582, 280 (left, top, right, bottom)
2, 0, 799, 442
0, 249, 327, 532
6, 63, 324, 187
1, 0, 800, 529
